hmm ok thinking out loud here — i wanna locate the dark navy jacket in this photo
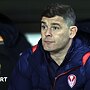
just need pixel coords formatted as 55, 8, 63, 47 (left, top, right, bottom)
8, 36, 90, 90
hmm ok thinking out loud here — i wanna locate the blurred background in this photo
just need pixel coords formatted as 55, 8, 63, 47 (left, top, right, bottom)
0, 0, 90, 45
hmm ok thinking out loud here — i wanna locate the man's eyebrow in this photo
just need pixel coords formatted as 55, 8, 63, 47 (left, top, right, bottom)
41, 21, 46, 24
51, 23, 60, 26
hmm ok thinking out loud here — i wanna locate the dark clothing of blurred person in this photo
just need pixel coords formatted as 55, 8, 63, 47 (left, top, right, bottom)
76, 20, 90, 44
0, 13, 31, 90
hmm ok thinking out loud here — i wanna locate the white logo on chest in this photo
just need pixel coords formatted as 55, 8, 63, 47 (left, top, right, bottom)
68, 74, 76, 88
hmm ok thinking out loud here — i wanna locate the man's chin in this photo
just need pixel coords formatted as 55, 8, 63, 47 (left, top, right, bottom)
43, 47, 54, 52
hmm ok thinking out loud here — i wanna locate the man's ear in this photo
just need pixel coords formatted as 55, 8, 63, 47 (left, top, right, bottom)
69, 26, 78, 38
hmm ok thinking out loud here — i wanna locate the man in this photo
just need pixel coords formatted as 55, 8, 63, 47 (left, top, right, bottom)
9, 3, 90, 90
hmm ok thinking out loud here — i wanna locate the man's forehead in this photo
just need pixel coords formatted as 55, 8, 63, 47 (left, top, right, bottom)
41, 16, 64, 24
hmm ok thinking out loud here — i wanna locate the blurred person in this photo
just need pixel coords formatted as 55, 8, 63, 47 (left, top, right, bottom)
76, 20, 90, 45
0, 13, 31, 90
9, 3, 90, 90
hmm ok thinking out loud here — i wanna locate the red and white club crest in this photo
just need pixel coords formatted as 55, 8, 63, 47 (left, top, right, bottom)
68, 74, 76, 88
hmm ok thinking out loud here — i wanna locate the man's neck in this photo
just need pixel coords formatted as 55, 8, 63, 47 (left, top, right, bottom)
50, 39, 72, 66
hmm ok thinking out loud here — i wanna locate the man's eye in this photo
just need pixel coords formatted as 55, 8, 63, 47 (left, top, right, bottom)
41, 25, 47, 30
51, 26, 60, 30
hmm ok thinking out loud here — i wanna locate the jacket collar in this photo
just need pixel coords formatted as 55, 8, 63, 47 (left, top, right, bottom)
31, 37, 90, 75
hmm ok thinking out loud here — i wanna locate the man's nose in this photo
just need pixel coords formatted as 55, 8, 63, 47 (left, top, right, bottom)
45, 29, 52, 36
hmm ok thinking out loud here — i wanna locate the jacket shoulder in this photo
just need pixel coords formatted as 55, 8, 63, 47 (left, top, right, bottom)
17, 48, 32, 76
17, 44, 38, 76
84, 57, 90, 78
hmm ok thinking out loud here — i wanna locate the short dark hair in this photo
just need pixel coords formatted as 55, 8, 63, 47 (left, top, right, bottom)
41, 3, 76, 27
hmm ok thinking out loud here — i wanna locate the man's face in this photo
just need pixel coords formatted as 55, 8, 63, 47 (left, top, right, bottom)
41, 16, 75, 52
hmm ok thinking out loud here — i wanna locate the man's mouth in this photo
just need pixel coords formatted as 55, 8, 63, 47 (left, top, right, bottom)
44, 41, 54, 44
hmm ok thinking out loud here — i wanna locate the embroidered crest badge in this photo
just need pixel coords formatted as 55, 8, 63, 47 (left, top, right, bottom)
68, 74, 76, 88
